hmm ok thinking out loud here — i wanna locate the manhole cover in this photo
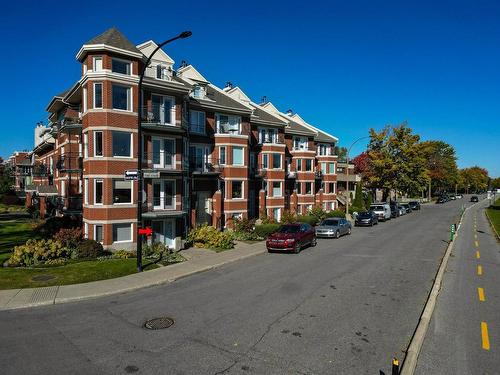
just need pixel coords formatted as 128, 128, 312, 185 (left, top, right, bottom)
144, 317, 174, 330
31, 275, 55, 282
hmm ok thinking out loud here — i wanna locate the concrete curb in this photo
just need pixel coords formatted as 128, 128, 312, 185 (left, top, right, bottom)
400, 200, 478, 375
485, 209, 499, 241
0, 245, 266, 311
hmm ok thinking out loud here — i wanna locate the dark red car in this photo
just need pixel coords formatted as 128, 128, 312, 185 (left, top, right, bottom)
266, 223, 317, 253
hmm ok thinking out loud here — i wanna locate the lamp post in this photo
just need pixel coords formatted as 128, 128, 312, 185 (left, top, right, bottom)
345, 136, 371, 219
136, 31, 192, 272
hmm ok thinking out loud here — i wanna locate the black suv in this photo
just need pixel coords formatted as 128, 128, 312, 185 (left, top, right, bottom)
470, 196, 479, 202
408, 201, 420, 210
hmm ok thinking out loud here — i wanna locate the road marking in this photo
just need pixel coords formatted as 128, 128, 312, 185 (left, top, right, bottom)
481, 322, 490, 350
475, 240, 479, 247
478, 287, 485, 302
474, 233, 478, 240
477, 265, 483, 276
476, 251, 480, 259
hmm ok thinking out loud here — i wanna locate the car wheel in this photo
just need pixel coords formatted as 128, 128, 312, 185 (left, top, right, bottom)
294, 242, 301, 254
335, 230, 340, 239
311, 237, 317, 247
347, 227, 352, 235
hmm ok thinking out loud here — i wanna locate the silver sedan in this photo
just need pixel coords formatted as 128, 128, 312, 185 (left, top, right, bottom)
315, 218, 352, 238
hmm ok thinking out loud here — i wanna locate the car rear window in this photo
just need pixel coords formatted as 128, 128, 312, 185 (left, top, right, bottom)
371, 206, 384, 210
278, 225, 300, 233
359, 212, 371, 218
322, 219, 339, 226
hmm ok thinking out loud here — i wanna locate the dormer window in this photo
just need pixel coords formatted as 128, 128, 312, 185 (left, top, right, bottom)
293, 137, 308, 150
112, 58, 131, 75
156, 65, 171, 80
217, 114, 241, 134
258, 128, 277, 144
192, 85, 206, 99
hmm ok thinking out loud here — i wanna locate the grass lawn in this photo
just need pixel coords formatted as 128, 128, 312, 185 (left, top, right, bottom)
0, 219, 39, 263
486, 197, 500, 237
0, 203, 27, 214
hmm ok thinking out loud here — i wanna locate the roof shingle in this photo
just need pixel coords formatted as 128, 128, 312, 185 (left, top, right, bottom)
85, 27, 141, 54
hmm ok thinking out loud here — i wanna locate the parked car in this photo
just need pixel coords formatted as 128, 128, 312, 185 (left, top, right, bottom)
316, 218, 351, 238
398, 204, 406, 215
470, 196, 479, 202
436, 196, 447, 204
370, 203, 391, 221
355, 211, 379, 226
450, 195, 456, 200
266, 223, 316, 253
408, 201, 421, 211
455, 194, 463, 199
400, 203, 412, 213
389, 202, 400, 218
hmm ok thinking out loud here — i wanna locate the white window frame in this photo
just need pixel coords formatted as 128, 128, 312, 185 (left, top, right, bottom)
111, 57, 131, 75
94, 224, 103, 244
93, 82, 103, 109
83, 133, 88, 158
273, 207, 281, 222
293, 136, 308, 150
231, 180, 244, 199
258, 127, 276, 144
305, 159, 313, 171
272, 181, 282, 197
219, 146, 226, 165
83, 87, 88, 112
112, 84, 132, 112
329, 162, 336, 175
151, 94, 175, 126
94, 179, 103, 205
305, 182, 313, 195
272, 153, 281, 169
84, 223, 89, 239
112, 223, 133, 243
112, 131, 133, 158
153, 179, 176, 210
189, 110, 205, 134
84, 179, 89, 204
93, 56, 103, 72
94, 131, 103, 157
112, 180, 133, 205
152, 137, 175, 169
262, 154, 269, 169
232, 146, 244, 166
216, 114, 241, 134
321, 162, 327, 174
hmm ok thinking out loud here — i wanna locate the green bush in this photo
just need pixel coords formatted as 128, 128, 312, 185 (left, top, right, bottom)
8, 239, 70, 267
308, 206, 327, 223
325, 210, 346, 218
35, 216, 82, 236
76, 239, 104, 259
254, 223, 281, 238
280, 210, 297, 224
187, 224, 234, 250
296, 214, 318, 226
233, 218, 254, 233
114, 249, 136, 259
53, 228, 83, 249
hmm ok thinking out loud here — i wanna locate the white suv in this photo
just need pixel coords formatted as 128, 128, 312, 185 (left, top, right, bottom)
370, 203, 391, 221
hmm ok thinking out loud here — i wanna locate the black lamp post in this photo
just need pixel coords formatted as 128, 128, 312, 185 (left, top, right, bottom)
136, 31, 192, 272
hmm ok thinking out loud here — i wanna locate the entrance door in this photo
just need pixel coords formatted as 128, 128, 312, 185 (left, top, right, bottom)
196, 191, 212, 225
152, 95, 173, 125
152, 219, 175, 248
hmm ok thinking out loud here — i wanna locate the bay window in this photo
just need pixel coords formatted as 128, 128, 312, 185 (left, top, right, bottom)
262, 154, 269, 169
112, 85, 131, 111
232, 146, 244, 166
305, 159, 312, 171
94, 179, 103, 205
112, 59, 131, 75
272, 182, 282, 197
219, 146, 226, 165
94, 131, 103, 157
272, 153, 281, 169
217, 114, 241, 134
259, 128, 276, 143
113, 180, 132, 204
93, 83, 102, 109
232, 181, 243, 199
329, 162, 336, 174
305, 182, 313, 195
293, 137, 308, 150
113, 223, 132, 243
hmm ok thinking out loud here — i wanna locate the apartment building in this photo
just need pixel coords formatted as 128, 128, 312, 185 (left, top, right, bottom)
7, 151, 32, 191
25, 27, 338, 250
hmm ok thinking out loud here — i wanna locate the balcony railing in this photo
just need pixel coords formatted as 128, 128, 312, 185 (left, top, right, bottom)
189, 157, 223, 173
56, 196, 83, 212
151, 197, 176, 210
32, 165, 52, 177
141, 104, 176, 127
56, 154, 83, 172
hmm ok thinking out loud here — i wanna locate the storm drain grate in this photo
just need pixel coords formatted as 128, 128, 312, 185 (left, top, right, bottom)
31, 275, 56, 282
144, 317, 174, 330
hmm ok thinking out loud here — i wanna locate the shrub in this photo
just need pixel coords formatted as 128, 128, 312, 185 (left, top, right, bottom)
187, 224, 234, 250
35, 216, 82, 236
254, 223, 281, 238
53, 228, 83, 249
8, 239, 69, 267
2, 193, 20, 206
233, 217, 255, 233
76, 239, 104, 259
296, 214, 318, 226
280, 210, 297, 224
325, 210, 346, 218
232, 230, 262, 241
113, 249, 136, 259
308, 206, 327, 223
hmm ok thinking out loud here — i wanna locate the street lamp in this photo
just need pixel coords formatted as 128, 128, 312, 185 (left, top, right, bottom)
345, 136, 371, 219
136, 31, 192, 272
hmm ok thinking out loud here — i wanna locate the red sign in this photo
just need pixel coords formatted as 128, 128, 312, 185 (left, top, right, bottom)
138, 227, 153, 236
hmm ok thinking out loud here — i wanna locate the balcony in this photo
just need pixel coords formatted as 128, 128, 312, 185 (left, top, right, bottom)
143, 197, 186, 219
189, 157, 223, 174
141, 105, 184, 133
32, 164, 52, 177
56, 154, 83, 172
315, 170, 324, 179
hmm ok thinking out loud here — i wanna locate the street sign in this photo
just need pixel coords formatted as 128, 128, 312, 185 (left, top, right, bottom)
124, 170, 139, 180
142, 170, 160, 179
138, 227, 153, 236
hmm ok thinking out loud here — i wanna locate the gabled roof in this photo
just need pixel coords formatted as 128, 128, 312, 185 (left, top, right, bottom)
260, 102, 316, 136
291, 113, 338, 142
177, 64, 209, 83
136, 40, 175, 65
76, 27, 143, 61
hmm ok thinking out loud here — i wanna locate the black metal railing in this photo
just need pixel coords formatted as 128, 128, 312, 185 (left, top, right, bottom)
189, 157, 223, 173
56, 154, 83, 171
32, 164, 51, 177
56, 196, 83, 212
141, 104, 176, 126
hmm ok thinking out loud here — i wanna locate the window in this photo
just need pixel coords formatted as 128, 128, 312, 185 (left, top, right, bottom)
151, 94, 174, 125
273, 208, 281, 222
153, 180, 175, 209
84, 179, 89, 204
297, 159, 302, 171
156, 65, 170, 80
232, 181, 243, 199
305, 182, 313, 195
272, 153, 281, 169
113, 180, 132, 204
111, 59, 131, 75
192, 85, 206, 99
262, 154, 268, 169
219, 146, 226, 165
113, 223, 132, 242
272, 182, 282, 197
152, 138, 175, 169
94, 131, 103, 157
321, 162, 327, 174
317, 143, 330, 156
84, 223, 88, 239
259, 128, 276, 143
83, 133, 88, 158
296, 182, 302, 194
217, 114, 240, 134
112, 131, 132, 157
189, 110, 205, 134
329, 162, 336, 174
305, 159, 312, 171
83, 88, 87, 112
112, 85, 131, 111
329, 182, 335, 194
93, 57, 102, 72
232, 147, 244, 166
293, 137, 308, 150
94, 179, 103, 205
189, 145, 210, 172
95, 225, 103, 243
93, 83, 102, 108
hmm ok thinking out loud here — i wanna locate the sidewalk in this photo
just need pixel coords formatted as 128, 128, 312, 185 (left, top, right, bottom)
0, 241, 266, 311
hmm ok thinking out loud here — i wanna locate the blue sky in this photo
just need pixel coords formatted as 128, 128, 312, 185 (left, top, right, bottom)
1, 0, 499, 176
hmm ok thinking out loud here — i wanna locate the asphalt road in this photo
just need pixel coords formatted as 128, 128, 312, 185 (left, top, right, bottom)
416, 198, 499, 375
0, 199, 468, 375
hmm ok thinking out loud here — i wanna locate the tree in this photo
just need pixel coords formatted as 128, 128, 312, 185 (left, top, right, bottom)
352, 152, 370, 175
334, 146, 347, 160
491, 177, 500, 190
0, 158, 14, 196
420, 140, 458, 195
458, 167, 489, 193
352, 182, 364, 210
366, 123, 429, 200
